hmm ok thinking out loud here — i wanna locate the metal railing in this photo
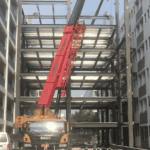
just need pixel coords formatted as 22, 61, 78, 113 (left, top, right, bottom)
0, 107, 3, 119
7, 83, 14, 95
7, 111, 13, 122
9, 30, 15, 44
0, 42, 6, 57
0, 9, 7, 27
8, 56, 14, 69
0, 74, 5, 88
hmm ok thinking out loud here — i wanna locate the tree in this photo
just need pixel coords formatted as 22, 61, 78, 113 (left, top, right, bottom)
71, 109, 99, 122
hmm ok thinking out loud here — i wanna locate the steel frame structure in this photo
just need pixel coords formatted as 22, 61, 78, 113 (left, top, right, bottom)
15, 0, 136, 149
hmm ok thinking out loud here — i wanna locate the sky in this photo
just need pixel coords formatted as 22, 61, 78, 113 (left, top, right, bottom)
22, 0, 125, 117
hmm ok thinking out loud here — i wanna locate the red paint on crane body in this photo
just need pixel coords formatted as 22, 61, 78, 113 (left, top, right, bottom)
38, 22, 86, 108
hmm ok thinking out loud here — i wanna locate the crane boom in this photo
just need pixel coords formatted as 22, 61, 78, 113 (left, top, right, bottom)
38, 22, 86, 108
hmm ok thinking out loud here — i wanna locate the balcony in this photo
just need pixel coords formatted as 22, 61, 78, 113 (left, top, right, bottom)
7, 83, 14, 95
9, 30, 15, 44
0, 9, 7, 27
138, 57, 145, 72
0, 107, 3, 119
136, 6, 143, 23
8, 56, 14, 69
139, 84, 146, 98
137, 31, 144, 48
7, 111, 13, 122
0, 74, 5, 88
140, 111, 147, 124
0, 42, 6, 57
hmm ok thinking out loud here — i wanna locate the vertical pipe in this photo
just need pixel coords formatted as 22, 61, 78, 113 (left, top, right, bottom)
124, 0, 134, 147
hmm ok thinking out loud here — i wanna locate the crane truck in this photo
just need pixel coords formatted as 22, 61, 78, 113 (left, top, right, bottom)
13, 0, 86, 150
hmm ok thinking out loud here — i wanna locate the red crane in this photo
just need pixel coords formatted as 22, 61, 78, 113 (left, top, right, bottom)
38, 22, 86, 108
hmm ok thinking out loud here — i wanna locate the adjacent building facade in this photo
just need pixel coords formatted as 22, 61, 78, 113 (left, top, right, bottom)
119, 0, 150, 148
0, 0, 19, 134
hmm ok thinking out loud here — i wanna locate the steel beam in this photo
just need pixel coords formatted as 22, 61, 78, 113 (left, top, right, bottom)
91, 0, 104, 25
20, 73, 116, 76
25, 15, 111, 20
20, 96, 119, 102
21, 24, 116, 29
24, 80, 124, 84
22, 36, 110, 40
21, 48, 116, 53
22, 1, 67, 5
28, 68, 109, 71
23, 57, 111, 61
71, 122, 118, 128
29, 87, 112, 90
21, 102, 114, 109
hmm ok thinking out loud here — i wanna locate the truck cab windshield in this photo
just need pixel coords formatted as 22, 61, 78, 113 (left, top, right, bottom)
26, 121, 65, 133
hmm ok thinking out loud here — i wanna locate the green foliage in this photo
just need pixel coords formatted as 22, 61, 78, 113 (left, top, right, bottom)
71, 109, 99, 122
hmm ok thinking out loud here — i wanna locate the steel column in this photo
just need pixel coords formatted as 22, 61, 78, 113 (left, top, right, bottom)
66, 77, 71, 150
97, 109, 100, 146
13, 0, 22, 148
106, 108, 109, 146
112, 104, 116, 144
115, 0, 123, 145
124, 0, 133, 147
111, 59, 114, 73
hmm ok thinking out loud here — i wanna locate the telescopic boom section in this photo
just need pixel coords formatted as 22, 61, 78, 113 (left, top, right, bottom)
38, 0, 86, 108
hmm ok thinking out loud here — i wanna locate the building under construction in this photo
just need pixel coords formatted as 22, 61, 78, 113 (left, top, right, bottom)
0, 0, 150, 150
